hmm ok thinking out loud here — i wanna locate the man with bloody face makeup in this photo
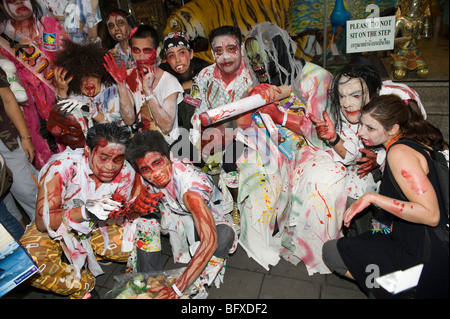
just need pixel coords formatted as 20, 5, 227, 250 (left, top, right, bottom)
191, 26, 253, 150
126, 130, 238, 299
106, 9, 135, 70
20, 122, 162, 299
111, 24, 183, 144
191, 26, 254, 226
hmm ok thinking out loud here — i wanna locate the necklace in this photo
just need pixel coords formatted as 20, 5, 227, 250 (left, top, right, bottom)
386, 134, 402, 151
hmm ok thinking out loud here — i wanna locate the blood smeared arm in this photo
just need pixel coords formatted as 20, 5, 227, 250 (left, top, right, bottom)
35, 169, 84, 232
155, 190, 218, 299
344, 144, 441, 227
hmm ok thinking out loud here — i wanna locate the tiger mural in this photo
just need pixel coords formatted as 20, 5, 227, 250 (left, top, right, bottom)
163, 0, 292, 63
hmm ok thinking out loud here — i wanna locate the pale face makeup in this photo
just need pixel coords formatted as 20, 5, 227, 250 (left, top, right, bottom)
338, 76, 371, 124
211, 34, 242, 74
2, 0, 33, 21
166, 46, 192, 77
358, 113, 390, 147
86, 141, 126, 183
136, 152, 173, 188
106, 13, 130, 42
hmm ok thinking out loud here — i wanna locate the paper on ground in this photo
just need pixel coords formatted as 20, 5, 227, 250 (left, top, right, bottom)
375, 264, 424, 294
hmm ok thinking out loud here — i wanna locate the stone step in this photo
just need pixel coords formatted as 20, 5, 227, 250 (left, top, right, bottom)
406, 82, 449, 115
399, 81, 449, 143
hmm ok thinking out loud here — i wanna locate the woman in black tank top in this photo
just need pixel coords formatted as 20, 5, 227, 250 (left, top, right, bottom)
322, 94, 449, 298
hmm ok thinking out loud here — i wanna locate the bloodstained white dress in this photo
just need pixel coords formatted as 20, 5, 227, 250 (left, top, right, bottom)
237, 63, 348, 275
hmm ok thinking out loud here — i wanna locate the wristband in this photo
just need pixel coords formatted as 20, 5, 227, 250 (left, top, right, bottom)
145, 94, 155, 101
329, 133, 340, 147
20, 136, 31, 139
84, 206, 101, 221
172, 283, 183, 297
281, 112, 288, 126
91, 109, 99, 119
81, 206, 89, 221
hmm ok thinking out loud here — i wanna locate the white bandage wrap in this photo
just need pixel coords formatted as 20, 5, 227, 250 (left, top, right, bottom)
281, 111, 288, 126
81, 206, 89, 221
172, 283, 183, 297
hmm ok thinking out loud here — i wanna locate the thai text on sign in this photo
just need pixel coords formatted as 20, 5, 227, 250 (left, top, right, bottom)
346, 15, 395, 53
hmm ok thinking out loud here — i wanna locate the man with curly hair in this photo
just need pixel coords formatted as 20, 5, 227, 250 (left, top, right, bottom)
52, 40, 133, 131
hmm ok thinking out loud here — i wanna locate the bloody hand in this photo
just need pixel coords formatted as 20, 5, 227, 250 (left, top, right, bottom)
108, 188, 164, 220
343, 194, 372, 228
309, 110, 336, 141
140, 66, 156, 94
53, 66, 73, 95
103, 53, 127, 84
356, 148, 378, 178
248, 83, 281, 103
258, 103, 282, 123
108, 192, 128, 219
131, 188, 164, 215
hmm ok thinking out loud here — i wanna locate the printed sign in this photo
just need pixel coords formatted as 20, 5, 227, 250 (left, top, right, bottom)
42, 32, 58, 51
0, 32, 57, 93
346, 15, 395, 53
0, 223, 38, 297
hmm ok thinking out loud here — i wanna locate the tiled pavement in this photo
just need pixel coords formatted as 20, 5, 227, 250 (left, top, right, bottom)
2, 234, 367, 300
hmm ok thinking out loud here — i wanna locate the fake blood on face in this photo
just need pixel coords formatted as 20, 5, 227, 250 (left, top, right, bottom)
131, 38, 157, 75
84, 83, 96, 97
106, 13, 129, 42
81, 76, 101, 97
136, 152, 173, 188
4, 0, 33, 21
88, 140, 126, 184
